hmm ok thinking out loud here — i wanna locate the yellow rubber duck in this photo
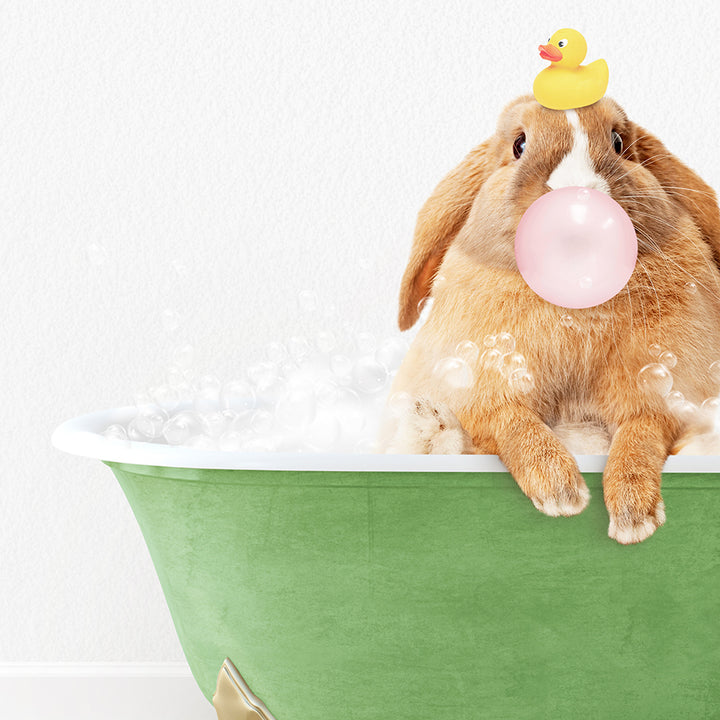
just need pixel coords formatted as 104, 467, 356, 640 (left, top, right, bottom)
533, 28, 609, 110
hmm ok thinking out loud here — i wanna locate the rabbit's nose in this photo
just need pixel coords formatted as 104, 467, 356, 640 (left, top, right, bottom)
547, 109, 610, 195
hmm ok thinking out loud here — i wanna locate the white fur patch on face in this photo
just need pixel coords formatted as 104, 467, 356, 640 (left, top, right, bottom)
547, 110, 610, 194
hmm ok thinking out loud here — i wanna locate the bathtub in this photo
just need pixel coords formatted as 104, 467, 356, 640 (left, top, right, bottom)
53, 406, 720, 719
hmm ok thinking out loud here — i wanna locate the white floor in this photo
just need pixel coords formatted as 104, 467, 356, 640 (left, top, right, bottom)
0, 664, 217, 720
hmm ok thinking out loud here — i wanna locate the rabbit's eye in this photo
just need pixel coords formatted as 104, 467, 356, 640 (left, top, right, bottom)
513, 133, 526, 160
611, 130, 623, 155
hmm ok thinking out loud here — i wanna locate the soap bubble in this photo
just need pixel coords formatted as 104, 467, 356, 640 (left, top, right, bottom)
201, 411, 229, 438
218, 430, 246, 451
510, 368, 535, 393
375, 337, 409, 370
163, 412, 203, 445
659, 351, 677, 369
356, 332, 376, 354
288, 336, 312, 362
481, 348, 503, 370
124, 326, 522, 452
165, 364, 187, 388
297, 290, 318, 314
701, 397, 720, 421
313, 379, 340, 407
315, 330, 337, 355
501, 352, 526, 378
193, 374, 222, 413
674, 401, 700, 425
685, 281, 697, 294
496, 332, 515, 355
560, 314, 573, 328
220, 380, 256, 415
173, 344, 195, 370
103, 424, 129, 443
127, 418, 153, 442
330, 354, 354, 380
665, 391, 701, 424
135, 406, 169, 439
305, 412, 342, 451
455, 341, 480, 365
703, 398, 720, 433
265, 342, 288, 364
160, 309, 182, 333
133, 390, 153, 410
387, 391, 414, 417
648, 344, 662, 357
710, 361, 720, 385
186, 434, 217, 450
666, 390, 686, 411
173, 380, 194, 400
241, 436, 279, 452
287, 353, 329, 386
277, 357, 299, 379
353, 357, 388, 394
150, 385, 181, 412
221, 409, 239, 429
276, 387, 316, 429
483, 334, 497, 348
262, 376, 288, 406
247, 363, 279, 392
334, 387, 366, 436
171, 260, 190, 279
354, 437, 379, 453
432, 356, 473, 388
250, 409, 274, 435
638, 363, 673, 397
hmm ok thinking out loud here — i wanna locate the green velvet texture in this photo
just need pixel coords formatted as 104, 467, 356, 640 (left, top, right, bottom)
107, 462, 720, 719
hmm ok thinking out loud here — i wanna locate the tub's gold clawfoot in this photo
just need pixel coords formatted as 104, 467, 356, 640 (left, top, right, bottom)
213, 658, 277, 720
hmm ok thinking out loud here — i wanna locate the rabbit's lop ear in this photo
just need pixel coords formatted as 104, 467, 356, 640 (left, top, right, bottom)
629, 123, 720, 268
398, 138, 496, 331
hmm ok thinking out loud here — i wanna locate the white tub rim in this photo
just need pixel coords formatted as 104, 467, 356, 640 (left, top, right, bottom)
51, 405, 720, 474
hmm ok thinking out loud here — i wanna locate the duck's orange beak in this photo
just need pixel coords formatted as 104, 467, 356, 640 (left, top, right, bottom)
539, 44, 563, 62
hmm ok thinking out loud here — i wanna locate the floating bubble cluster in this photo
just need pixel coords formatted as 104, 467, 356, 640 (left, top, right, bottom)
101, 276, 720, 455
104, 326, 412, 454
638, 363, 673, 398
638, 345, 720, 432
427, 331, 535, 396
478, 333, 535, 394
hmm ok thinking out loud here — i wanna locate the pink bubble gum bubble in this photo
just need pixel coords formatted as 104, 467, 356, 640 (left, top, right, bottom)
514, 186, 638, 309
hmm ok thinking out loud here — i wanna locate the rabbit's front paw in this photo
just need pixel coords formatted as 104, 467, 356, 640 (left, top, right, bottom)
528, 472, 590, 517
384, 396, 474, 454
607, 498, 666, 545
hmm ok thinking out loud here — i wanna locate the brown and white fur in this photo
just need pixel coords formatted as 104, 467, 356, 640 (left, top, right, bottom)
379, 95, 720, 545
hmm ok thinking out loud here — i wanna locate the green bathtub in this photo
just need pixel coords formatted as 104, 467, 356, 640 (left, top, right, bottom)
53, 407, 720, 719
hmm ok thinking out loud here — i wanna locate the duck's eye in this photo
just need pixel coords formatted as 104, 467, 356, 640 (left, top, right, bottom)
558, 39, 568, 48
513, 133, 526, 159
611, 130, 623, 154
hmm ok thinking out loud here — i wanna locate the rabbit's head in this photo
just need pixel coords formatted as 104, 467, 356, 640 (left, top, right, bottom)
398, 95, 720, 330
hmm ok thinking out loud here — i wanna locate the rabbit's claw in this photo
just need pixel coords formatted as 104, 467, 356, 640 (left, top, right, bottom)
528, 474, 591, 517
607, 500, 666, 545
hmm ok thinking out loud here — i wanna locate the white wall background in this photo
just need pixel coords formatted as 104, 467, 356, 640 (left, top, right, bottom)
1, 0, 719, 676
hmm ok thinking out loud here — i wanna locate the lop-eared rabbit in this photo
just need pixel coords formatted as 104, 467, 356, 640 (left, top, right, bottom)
379, 96, 720, 545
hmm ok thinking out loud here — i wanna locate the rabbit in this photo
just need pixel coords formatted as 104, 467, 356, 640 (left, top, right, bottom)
378, 95, 720, 544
